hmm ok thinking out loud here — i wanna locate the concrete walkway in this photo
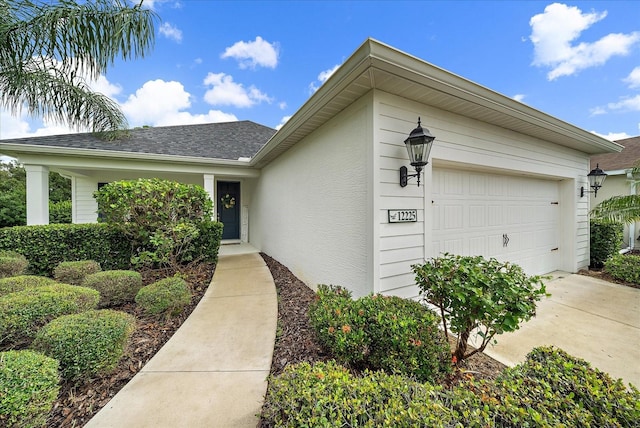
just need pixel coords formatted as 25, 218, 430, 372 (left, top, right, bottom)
475, 272, 640, 388
85, 244, 277, 428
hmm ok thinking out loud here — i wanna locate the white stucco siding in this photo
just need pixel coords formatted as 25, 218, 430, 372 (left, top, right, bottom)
250, 97, 373, 297
374, 91, 591, 297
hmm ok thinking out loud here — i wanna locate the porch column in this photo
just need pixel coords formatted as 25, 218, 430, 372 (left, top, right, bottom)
203, 174, 215, 220
24, 164, 49, 225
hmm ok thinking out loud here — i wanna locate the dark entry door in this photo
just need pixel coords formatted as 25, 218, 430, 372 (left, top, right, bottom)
217, 181, 240, 240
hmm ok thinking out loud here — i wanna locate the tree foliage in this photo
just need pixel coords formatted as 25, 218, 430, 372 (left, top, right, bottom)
590, 162, 640, 224
0, 161, 71, 228
0, 0, 156, 133
412, 253, 548, 362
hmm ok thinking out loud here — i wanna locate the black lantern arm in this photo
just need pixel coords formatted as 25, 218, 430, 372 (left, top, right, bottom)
581, 163, 607, 197
400, 117, 435, 187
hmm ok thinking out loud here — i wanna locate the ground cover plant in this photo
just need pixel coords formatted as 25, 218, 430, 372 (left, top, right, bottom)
604, 253, 640, 285
412, 253, 547, 362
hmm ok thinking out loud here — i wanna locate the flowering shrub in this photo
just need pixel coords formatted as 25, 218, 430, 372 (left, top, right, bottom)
412, 253, 547, 362
309, 285, 451, 382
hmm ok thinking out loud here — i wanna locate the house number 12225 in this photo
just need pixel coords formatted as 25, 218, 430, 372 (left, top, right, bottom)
388, 209, 417, 223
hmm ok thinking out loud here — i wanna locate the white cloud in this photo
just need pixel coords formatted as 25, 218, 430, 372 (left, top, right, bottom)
513, 94, 526, 102
275, 115, 292, 130
308, 64, 341, 93
159, 22, 183, 43
589, 106, 607, 116
278, 101, 287, 110
203, 72, 271, 107
0, 109, 76, 139
624, 66, 640, 89
88, 75, 122, 98
221, 36, 279, 69
530, 3, 640, 80
591, 130, 632, 141
607, 94, 640, 112
121, 79, 192, 126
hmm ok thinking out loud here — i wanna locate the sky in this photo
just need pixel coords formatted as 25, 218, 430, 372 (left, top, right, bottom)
1, 1, 639, 145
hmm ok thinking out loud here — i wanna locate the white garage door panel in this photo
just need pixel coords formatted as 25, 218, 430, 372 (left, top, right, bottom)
433, 169, 560, 275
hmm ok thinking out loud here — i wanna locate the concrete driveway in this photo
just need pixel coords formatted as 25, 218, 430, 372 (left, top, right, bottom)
476, 272, 640, 388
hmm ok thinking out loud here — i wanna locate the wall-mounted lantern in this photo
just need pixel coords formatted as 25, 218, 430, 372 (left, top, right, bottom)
400, 117, 436, 187
581, 164, 607, 197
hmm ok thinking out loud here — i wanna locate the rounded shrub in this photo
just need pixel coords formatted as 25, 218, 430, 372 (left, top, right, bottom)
0, 350, 60, 428
264, 361, 461, 427
0, 284, 100, 347
604, 253, 640, 285
309, 285, 452, 383
54, 260, 102, 286
82, 270, 142, 307
0, 275, 57, 297
0, 250, 28, 279
135, 276, 191, 316
32, 309, 135, 380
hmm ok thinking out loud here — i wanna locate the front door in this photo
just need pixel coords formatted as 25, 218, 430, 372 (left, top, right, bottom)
217, 181, 240, 240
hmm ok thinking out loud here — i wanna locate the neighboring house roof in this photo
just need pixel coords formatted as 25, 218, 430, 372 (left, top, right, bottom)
590, 136, 640, 171
0, 120, 276, 161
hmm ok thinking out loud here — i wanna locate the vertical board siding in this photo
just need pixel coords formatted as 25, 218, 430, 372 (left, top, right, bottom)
74, 177, 98, 223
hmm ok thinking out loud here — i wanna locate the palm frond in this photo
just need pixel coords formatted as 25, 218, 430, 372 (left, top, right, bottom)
590, 195, 640, 224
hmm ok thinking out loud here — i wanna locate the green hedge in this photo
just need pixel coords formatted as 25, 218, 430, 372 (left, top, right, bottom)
590, 219, 623, 268
33, 309, 135, 380
0, 284, 100, 347
187, 220, 223, 264
135, 276, 191, 316
309, 285, 452, 383
604, 254, 640, 285
0, 223, 131, 276
0, 350, 60, 428
49, 200, 72, 224
263, 347, 640, 427
0, 275, 57, 297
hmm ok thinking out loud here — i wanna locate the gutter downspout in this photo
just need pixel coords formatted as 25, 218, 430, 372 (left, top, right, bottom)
629, 169, 637, 250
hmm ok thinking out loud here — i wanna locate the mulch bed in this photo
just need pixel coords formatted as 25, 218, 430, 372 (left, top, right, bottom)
45, 263, 215, 428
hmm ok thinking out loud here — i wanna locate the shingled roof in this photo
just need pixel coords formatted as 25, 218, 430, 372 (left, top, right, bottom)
0, 121, 277, 161
591, 136, 640, 171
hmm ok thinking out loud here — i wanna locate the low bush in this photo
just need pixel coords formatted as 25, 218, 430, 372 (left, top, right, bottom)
263, 347, 640, 427
309, 285, 451, 383
590, 219, 624, 268
0, 284, 99, 347
135, 276, 191, 316
32, 309, 135, 380
0, 223, 131, 276
0, 275, 57, 297
0, 250, 28, 279
54, 260, 102, 286
263, 361, 460, 427
82, 270, 142, 307
412, 253, 547, 362
0, 350, 60, 428
185, 220, 223, 264
604, 253, 640, 285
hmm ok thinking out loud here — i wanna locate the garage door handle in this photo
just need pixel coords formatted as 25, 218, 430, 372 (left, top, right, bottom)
503, 234, 509, 247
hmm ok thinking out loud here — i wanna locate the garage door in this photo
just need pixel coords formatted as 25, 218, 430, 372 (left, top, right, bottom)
432, 168, 560, 275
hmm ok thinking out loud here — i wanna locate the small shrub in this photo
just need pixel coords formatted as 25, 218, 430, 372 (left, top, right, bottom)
263, 361, 461, 427
309, 285, 451, 382
135, 276, 191, 316
0, 275, 57, 297
0, 250, 28, 279
0, 350, 60, 428
590, 218, 624, 268
604, 253, 640, 285
54, 260, 102, 286
0, 284, 99, 347
32, 309, 135, 380
82, 270, 142, 307
412, 253, 547, 362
